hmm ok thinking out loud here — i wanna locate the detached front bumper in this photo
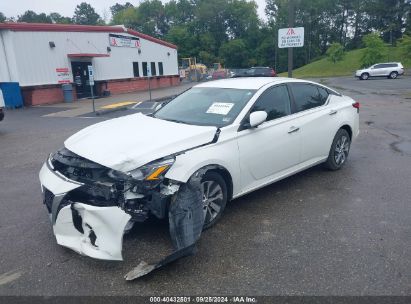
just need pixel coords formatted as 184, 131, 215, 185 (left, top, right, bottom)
39, 162, 131, 260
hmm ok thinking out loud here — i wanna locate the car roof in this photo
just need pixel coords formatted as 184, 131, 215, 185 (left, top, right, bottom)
373, 62, 401, 65
195, 77, 306, 90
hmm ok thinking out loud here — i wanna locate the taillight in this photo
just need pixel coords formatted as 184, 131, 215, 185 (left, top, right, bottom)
352, 102, 360, 112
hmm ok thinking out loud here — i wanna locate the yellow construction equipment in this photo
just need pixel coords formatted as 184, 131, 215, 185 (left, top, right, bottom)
180, 57, 208, 82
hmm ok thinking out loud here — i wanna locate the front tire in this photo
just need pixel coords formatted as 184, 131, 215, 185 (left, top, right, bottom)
325, 129, 351, 171
389, 71, 398, 79
361, 73, 369, 80
201, 171, 227, 229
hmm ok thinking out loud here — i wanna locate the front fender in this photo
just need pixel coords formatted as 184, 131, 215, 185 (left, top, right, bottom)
165, 139, 241, 196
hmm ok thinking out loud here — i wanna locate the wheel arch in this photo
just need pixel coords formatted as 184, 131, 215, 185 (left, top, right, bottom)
204, 165, 234, 201
339, 124, 353, 140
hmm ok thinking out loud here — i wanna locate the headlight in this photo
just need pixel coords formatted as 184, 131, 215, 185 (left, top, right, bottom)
128, 157, 175, 181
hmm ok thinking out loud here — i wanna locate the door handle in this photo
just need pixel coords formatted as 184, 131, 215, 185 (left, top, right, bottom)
288, 126, 300, 134
329, 110, 338, 115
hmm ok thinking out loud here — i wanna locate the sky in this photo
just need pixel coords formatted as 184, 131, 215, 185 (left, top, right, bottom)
0, 0, 267, 21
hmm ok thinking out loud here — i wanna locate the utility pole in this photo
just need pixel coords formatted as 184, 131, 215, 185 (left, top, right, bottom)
288, 0, 295, 78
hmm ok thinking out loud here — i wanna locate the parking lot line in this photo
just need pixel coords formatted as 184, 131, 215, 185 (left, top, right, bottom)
101, 101, 137, 109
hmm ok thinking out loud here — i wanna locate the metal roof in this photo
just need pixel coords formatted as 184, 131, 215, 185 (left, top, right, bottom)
0, 22, 177, 49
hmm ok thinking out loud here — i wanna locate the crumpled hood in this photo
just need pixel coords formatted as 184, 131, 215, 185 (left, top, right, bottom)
65, 113, 217, 172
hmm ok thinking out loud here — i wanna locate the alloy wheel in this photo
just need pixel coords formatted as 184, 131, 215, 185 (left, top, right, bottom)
201, 180, 224, 224
334, 135, 350, 166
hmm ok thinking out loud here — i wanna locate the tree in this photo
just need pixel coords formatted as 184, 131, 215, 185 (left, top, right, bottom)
198, 51, 217, 66
18, 10, 52, 23
73, 2, 101, 25
111, 7, 139, 29
0, 12, 6, 23
49, 13, 72, 24
166, 25, 197, 58
326, 42, 345, 63
136, 0, 168, 37
366, 0, 410, 45
361, 33, 385, 67
219, 39, 249, 68
398, 35, 411, 60
110, 2, 134, 17
164, 0, 195, 25
226, 0, 259, 39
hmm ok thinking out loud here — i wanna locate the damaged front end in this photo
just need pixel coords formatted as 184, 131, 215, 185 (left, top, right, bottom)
39, 147, 184, 261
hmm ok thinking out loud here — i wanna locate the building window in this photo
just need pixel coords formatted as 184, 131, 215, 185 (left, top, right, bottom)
133, 62, 140, 77
142, 62, 148, 76
150, 62, 157, 76
158, 62, 164, 76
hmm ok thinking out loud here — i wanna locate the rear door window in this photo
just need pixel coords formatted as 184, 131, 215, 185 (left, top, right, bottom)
290, 83, 327, 113
318, 87, 329, 104
251, 85, 291, 121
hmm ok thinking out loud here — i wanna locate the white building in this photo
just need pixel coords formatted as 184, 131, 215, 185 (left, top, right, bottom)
0, 23, 179, 105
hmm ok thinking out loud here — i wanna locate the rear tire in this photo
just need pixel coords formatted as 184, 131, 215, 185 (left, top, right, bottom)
360, 73, 369, 80
324, 129, 351, 171
389, 71, 398, 79
201, 171, 227, 229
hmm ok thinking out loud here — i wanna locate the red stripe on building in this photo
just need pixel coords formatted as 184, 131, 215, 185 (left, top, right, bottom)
0, 22, 177, 49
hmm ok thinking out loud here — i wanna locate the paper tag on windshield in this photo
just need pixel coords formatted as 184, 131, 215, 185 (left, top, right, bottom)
206, 103, 234, 115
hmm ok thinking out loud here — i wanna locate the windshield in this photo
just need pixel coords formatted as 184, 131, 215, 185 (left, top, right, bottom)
154, 87, 256, 127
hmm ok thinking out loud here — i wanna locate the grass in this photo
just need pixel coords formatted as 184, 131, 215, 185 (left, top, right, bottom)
279, 46, 411, 78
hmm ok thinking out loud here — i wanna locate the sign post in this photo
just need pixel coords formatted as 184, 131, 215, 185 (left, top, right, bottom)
288, 0, 295, 78
147, 66, 152, 101
278, 26, 304, 77
278, 0, 304, 78
88, 65, 95, 112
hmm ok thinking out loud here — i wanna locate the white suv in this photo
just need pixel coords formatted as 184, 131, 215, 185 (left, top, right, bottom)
355, 62, 404, 80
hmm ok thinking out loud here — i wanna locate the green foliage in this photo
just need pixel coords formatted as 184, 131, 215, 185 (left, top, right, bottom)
166, 25, 200, 59
5, 0, 411, 72
398, 35, 411, 59
49, 13, 72, 24
0, 12, 6, 23
326, 43, 345, 63
136, 0, 169, 37
281, 45, 410, 78
73, 2, 101, 25
110, 2, 134, 17
219, 39, 249, 68
198, 51, 217, 67
361, 33, 386, 67
111, 7, 138, 29
15, 10, 71, 24
18, 10, 52, 23
282, 48, 364, 77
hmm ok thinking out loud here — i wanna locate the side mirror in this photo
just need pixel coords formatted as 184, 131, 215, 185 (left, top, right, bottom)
249, 111, 267, 128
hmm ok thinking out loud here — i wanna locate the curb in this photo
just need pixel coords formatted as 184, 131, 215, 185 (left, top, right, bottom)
95, 106, 129, 116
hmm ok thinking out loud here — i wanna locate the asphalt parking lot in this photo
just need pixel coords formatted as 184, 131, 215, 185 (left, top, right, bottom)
0, 76, 410, 296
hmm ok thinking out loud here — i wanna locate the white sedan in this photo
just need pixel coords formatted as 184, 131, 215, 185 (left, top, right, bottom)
39, 77, 359, 268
